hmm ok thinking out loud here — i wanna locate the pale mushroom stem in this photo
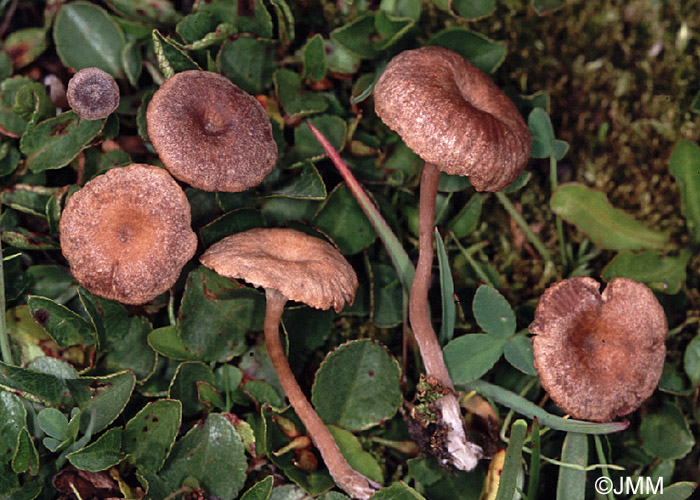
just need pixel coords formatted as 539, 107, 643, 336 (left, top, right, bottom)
408, 162, 482, 471
263, 288, 380, 500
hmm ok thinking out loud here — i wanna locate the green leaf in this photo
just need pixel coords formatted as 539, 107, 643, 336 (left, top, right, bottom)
176, 12, 218, 43
0, 77, 31, 137
37, 408, 68, 441
444, 334, 505, 383
0, 393, 26, 466
684, 334, 700, 387
427, 28, 506, 74
528, 107, 555, 158
123, 399, 182, 475
669, 140, 700, 243
460, 380, 629, 434
448, 194, 482, 238
168, 362, 215, 417
0, 361, 68, 404
647, 482, 697, 500
275, 69, 328, 118
0, 184, 55, 218
270, 162, 328, 200
472, 285, 516, 339
67, 371, 136, 433
330, 14, 376, 60
178, 267, 265, 362
295, 115, 347, 159
312, 340, 402, 431
551, 184, 669, 250
504, 335, 536, 376
303, 34, 328, 82
27, 295, 96, 348
372, 263, 403, 328
148, 326, 199, 361
158, 413, 247, 499
241, 476, 274, 500
270, 0, 295, 45
556, 433, 587, 500
495, 420, 526, 500
199, 208, 265, 247
67, 428, 123, 472
4, 28, 48, 70
0, 481, 42, 500
531, 0, 565, 15
20, 111, 104, 172
197, 0, 272, 38
450, 0, 495, 19
218, 37, 276, 95
601, 250, 690, 294
53, 2, 126, 78
641, 402, 695, 460
328, 426, 383, 484
372, 11, 414, 52
0, 143, 21, 177
370, 483, 426, 500
1, 229, 59, 250
314, 183, 378, 255
152, 30, 200, 79
11, 428, 38, 475
435, 230, 455, 344
108, 0, 181, 27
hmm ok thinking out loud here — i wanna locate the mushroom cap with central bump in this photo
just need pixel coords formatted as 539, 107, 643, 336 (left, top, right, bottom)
199, 228, 357, 312
59, 164, 198, 305
373, 46, 531, 192
66, 67, 120, 120
529, 277, 667, 422
146, 70, 277, 192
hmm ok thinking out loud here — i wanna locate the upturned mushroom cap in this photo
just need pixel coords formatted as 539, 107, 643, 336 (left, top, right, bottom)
146, 70, 277, 192
200, 228, 357, 312
373, 46, 531, 192
60, 164, 197, 305
66, 67, 120, 120
529, 277, 667, 422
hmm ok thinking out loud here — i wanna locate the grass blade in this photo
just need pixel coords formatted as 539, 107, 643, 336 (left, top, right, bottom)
496, 419, 527, 500
556, 433, 588, 500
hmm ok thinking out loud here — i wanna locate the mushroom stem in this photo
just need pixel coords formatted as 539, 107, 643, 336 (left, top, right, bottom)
409, 162, 482, 471
263, 288, 380, 500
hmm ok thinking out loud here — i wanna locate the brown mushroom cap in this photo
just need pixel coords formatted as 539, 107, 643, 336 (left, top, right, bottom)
146, 70, 277, 192
529, 277, 667, 422
373, 46, 531, 192
66, 67, 120, 120
59, 164, 197, 305
200, 228, 357, 312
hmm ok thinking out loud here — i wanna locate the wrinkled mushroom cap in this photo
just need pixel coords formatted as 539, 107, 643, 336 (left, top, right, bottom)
60, 164, 198, 305
146, 70, 277, 192
373, 47, 531, 192
200, 228, 357, 312
66, 67, 120, 120
529, 277, 667, 422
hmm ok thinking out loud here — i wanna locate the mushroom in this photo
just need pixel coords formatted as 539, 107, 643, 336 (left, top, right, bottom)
146, 70, 277, 192
66, 67, 120, 120
529, 277, 667, 422
59, 164, 197, 305
200, 228, 380, 500
373, 46, 531, 470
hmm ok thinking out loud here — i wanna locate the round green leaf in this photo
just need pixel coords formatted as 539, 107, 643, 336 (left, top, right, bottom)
313, 183, 378, 255
53, 2, 126, 78
168, 361, 215, 417
218, 37, 276, 95
66, 428, 123, 472
683, 334, 700, 387
312, 340, 402, 431
641, 402, 695, 460
443, 333, 506, 384
472, 285, 515, 339
427, 28, 506, 74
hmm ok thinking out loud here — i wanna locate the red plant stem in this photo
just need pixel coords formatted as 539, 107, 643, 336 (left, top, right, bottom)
263, 288, 379, 500
408, 162, 453, 388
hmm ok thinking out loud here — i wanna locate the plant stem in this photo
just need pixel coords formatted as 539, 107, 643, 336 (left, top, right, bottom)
0, 219, 11, 365
550, 154, 568, 266
263, 288, 379, 500
495, 191, 553, 265
449, 233, 495, 288
307, 122, 414, 292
